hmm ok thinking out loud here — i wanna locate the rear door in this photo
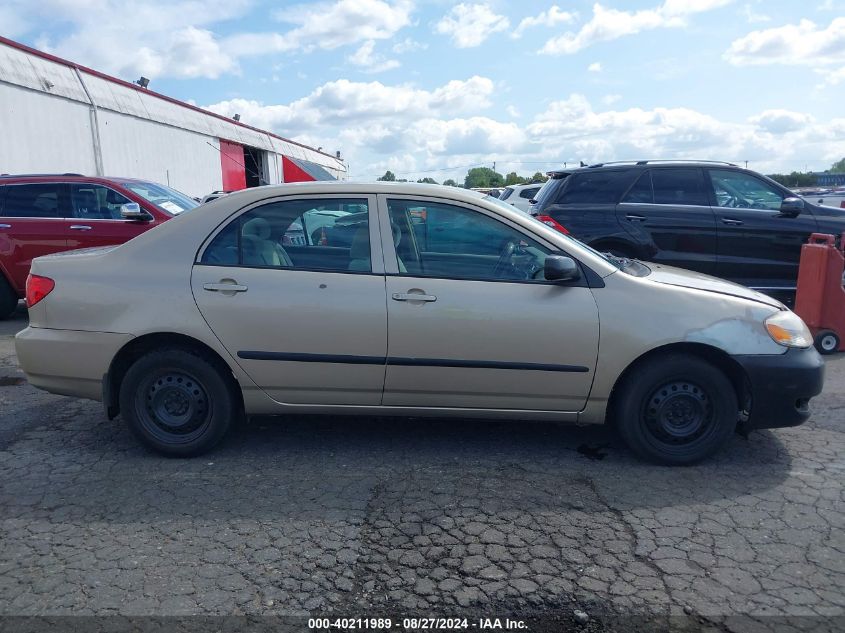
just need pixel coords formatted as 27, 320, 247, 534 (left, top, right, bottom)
0, 182, 69, 293
66, 183, 153, 250
192, 194, 387, 405
381, 195, 599, 413
616, 167, 717, 274
707, 168, 818, 290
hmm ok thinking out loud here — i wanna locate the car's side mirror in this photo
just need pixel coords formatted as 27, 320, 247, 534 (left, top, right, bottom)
780, 197, 804, 217
544, 255, 581, 282
120, 202, 153, 222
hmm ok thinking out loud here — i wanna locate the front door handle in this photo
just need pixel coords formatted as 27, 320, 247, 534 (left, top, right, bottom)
69, 225, 92, 231
204, 282, 248, 293
0, 224, 11, 229
721, 218, 744, 226
625, 214, 647, 222
392, 292, 437, 302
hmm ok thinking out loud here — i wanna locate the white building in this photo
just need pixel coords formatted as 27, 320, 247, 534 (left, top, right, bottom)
0, 36, 346, 198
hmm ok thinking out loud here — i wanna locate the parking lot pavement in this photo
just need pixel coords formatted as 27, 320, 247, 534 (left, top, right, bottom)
0, 308, 843, 631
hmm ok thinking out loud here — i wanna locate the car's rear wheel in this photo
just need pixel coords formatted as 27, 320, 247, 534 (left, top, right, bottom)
613, 354, 738, 465
119, 348, 238, 456
0, 277, 18, 320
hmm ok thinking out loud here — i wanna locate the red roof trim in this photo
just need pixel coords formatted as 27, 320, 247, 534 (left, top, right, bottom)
0, 35, 341, 164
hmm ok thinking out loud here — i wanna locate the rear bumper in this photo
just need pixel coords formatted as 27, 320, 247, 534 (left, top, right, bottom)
15, 327, 133, 401
733, 346, 825, 430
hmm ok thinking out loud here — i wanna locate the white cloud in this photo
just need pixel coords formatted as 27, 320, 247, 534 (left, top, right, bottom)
204, 75, 496, 133
602, 94, 622, 105
724, 17, 845, 66
9, 0, 414, 80
392, 37, 428, 54
435, 3, 510, 48
588, 62, 602, 72
540, 0, 734, 55
512, 5, 577, 39
739, 3, 770, 23
749, 110, 815, 134
348, 40, 400, 73
506, 105, 521, 118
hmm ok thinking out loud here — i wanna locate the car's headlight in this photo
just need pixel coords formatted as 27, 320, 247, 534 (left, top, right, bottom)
765, 311, 813, 348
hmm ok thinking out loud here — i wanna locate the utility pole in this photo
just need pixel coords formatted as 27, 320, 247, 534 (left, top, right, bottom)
744, 160, 748, 169
493, 161, 496, 173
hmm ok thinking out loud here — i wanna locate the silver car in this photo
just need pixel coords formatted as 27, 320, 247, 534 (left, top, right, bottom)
15, 182, 824, 464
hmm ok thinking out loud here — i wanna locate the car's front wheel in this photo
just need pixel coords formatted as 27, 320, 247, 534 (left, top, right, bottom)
119, 348, 238, 456
613, 354, 738, 465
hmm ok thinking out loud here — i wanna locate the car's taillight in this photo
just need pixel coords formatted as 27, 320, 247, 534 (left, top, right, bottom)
535, 215, 569, 234
26, 274, 55, 307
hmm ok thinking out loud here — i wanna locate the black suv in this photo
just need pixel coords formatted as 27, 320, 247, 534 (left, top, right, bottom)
530, 160, 845, 301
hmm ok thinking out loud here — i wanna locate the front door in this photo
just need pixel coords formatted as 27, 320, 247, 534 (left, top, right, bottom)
381, 196, 599, 412
191, 195, 387, 405
65, 183, 151, 250
707, 168, 819, 290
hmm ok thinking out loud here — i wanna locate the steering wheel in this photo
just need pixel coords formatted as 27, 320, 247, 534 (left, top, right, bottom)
492, 241, 517, 277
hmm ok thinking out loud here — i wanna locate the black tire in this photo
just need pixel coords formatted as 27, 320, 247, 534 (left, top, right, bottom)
814, 330, 840, 355
0, 277, 18, 320
119, 348, 238, 456
613, 354, 738, 465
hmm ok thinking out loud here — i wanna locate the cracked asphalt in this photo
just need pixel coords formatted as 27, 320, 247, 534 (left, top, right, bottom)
0, 305, 843, 632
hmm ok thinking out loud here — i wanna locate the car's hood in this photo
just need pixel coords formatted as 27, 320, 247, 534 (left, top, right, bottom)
645, 263, 785, 309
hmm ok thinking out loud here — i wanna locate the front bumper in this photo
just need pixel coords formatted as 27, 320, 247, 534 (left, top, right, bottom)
733, 346, 825, 430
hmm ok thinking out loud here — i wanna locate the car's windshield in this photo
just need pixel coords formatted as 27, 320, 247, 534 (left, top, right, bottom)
118, 181, 199, 215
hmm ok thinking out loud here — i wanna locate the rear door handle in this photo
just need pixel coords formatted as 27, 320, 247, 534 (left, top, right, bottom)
203, 282, 248, 293
625, 214, 647, 222
69, 225, 92, 231
721, 218, 744, 226
392, 292, 437, 302
0, 224, 11, 229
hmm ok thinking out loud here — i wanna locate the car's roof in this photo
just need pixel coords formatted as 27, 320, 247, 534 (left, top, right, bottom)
0, 174, 155, 183
551, 160, 739, 176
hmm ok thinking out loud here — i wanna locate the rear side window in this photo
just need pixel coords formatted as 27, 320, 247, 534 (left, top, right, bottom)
500, 188, 513, 201
557, 170, 633, 204
651, 168, 707, 206
200, 198, 370, 272
3, 183, 66, 218
622, 172, 654, 203
520, 187, 540, 199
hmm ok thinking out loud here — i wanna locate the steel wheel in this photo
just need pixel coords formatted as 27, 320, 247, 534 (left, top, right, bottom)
138, 370, 211, 444
642, 380, 714, 448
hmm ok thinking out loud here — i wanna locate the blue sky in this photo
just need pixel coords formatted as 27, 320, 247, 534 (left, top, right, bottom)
3, 0, 845, 181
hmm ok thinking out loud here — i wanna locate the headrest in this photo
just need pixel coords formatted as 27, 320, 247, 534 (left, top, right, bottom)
242, 217, 272, 240
350, 227, 370, 259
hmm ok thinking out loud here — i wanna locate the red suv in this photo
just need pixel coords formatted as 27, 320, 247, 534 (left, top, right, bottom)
0, 174, 198, 318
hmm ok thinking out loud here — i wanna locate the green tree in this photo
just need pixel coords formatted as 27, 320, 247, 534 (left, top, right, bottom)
464, 167, 504, 189
377, 170, 396, 181
442, 179, 458, 187
827, 157, 845, 173
767, 171, 817, 187
504, 171, 526, 186
530, 171, 549, 183
417, 177, 438, 184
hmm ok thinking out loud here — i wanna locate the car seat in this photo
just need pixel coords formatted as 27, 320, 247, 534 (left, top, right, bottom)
242, 217, 293, 267
74, 189, 108, 219
348, 227, 371, 271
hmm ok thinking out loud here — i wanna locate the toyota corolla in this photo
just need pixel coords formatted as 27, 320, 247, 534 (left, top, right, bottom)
15, 182, 824, 464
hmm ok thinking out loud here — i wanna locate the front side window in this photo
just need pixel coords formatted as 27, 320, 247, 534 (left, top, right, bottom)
3, 183, 65, 218
200, 198, 370, 272
709, 169, 784, 210
70, 184, 132, 219
387, 199, 550, 282
500, 188, 514, 201
651, 168, 708, 206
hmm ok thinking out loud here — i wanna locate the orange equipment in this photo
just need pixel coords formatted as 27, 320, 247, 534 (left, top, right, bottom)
794, 233, 845, 354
